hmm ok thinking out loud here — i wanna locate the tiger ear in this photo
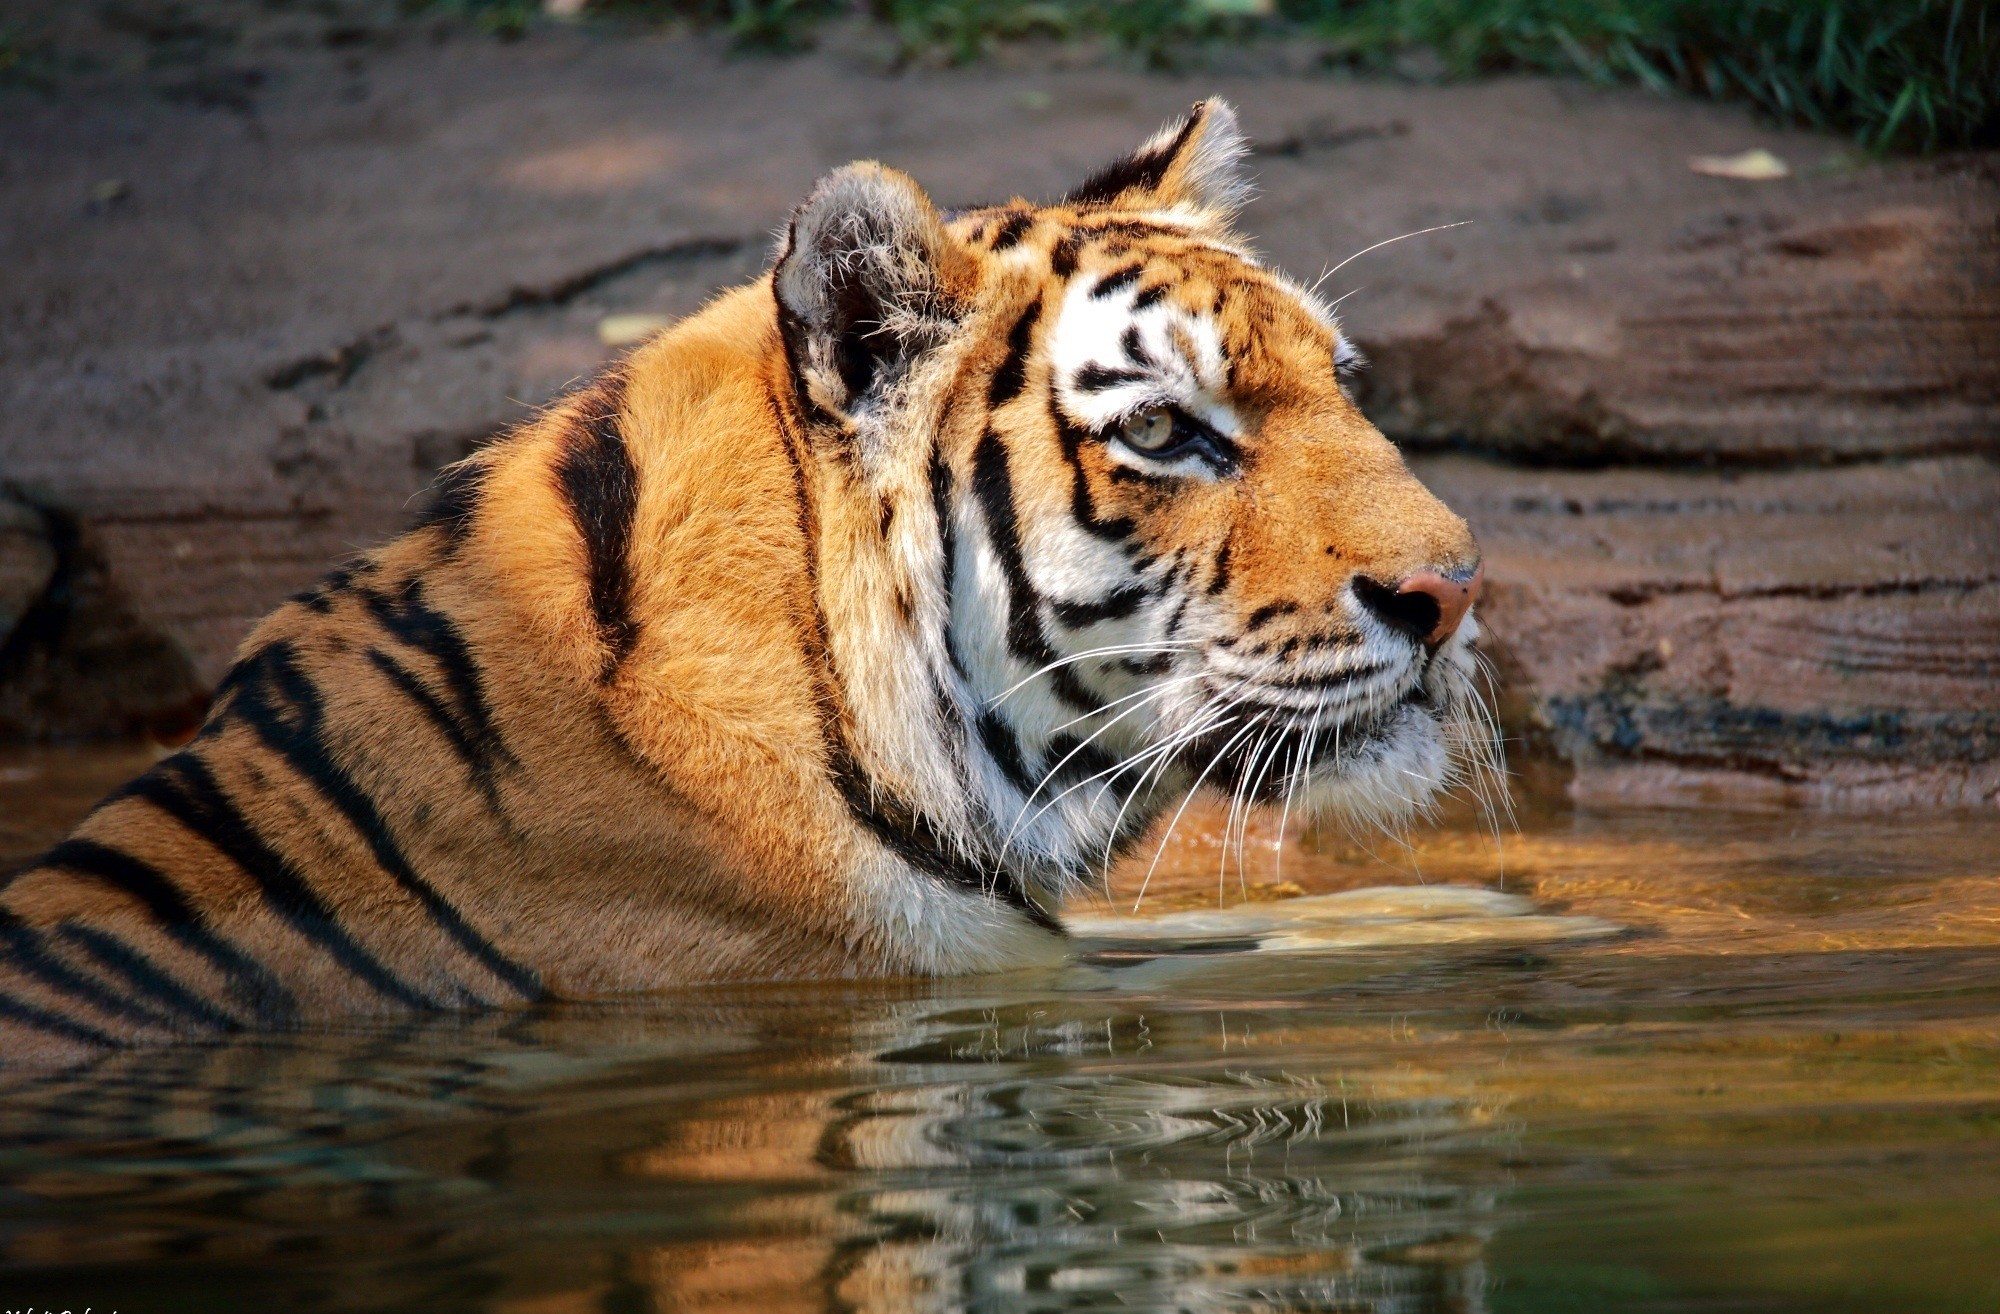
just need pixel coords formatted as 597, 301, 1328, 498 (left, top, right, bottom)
1062, 98, 1251, 220
773, 161, 977, 422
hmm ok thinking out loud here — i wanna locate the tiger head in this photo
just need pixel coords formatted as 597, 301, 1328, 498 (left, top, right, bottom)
771, 99, 1497, 908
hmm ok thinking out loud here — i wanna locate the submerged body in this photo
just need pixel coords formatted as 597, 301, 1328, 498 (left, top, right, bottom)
1, 101, 1492, 1062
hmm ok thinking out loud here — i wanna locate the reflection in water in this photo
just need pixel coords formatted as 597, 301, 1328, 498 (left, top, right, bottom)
2, 748, 2000, 1311
0, 990, 1519, 1312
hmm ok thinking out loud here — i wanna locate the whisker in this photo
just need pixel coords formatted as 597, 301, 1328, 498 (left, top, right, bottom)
1223, 726, 1279, 904
1012, 690, 1170, 820
1099, 735, 1189, 882
1096, 691, 1254, 885
1048, 672, 1204, 735
1273, 701, 1326, 883
1131, 712, 1263, 914
1238, 725, 1290, 887
1000, 686, 1232, 863
1309, 221, 1472, 297
989, 642, 1200, 706
1094, 695, 1247, 880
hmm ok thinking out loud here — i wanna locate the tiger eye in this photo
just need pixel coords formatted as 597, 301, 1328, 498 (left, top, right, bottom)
1120, 407, 1175, 453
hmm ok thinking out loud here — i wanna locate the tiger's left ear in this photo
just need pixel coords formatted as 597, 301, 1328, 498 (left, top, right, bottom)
1062, 98, 1251, 221
773, 161, 979, 424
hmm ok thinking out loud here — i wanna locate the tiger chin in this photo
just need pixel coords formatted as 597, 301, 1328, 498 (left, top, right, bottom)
0, 99, 1498, 1063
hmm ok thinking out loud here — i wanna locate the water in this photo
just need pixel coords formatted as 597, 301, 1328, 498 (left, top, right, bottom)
3, 746, 2000, 1312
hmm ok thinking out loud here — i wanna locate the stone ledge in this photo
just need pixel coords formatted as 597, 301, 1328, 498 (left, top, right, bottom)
1416, 456, 2000, 807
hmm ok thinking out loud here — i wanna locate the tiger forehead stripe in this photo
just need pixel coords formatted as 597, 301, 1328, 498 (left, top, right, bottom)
988, 211, 1035, 251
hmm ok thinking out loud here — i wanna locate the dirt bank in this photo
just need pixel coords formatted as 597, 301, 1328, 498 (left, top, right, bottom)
2, 4, 1995, 804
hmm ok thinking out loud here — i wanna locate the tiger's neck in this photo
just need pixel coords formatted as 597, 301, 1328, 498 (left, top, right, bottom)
765, 307, 1184, 919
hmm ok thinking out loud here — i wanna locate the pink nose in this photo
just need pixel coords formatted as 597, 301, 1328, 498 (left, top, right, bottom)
1398, 563, 1482, 645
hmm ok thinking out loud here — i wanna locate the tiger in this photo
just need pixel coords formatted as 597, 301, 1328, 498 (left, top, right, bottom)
0, 99, 1492, 1065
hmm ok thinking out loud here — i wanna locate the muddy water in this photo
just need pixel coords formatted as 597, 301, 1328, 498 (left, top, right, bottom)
3, 745, 1999, 1312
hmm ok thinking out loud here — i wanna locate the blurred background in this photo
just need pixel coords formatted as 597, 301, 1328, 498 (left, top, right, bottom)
1, 0, 1996, 812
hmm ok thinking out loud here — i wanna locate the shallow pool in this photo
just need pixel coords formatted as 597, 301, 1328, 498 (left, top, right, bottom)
3, 746, 1999, 1312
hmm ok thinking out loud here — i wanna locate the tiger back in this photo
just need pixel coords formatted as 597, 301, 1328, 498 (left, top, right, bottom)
1, 100, 1496, 1064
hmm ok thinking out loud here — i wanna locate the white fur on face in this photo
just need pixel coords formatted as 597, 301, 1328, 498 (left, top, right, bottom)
1048, 272, 1240, 472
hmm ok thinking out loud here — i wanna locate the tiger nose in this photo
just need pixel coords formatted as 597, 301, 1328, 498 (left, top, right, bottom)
1356, 563, 1483, 646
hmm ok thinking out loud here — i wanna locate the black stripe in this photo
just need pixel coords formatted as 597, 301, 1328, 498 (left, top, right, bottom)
1074, 363, 1147, 392
226, 644, 544, 1002
1090, 265, 1144, 300
770, 393, 818, 583
1242, 661, 1384, 692
988, 211, 1033, 251
0, 910, 176, 1033
1207, 542, 1232, 595
977, 711, 1036, 794
30, 838, 295, 1022
1041, 731, 1118, 789
130, 747, 438, 1011
1121, 326, 1154, 366
0, 989, 119, 1049
1131, 282, 1170, 312
1049, 236, 1079, 280
1050, 395, 1139, 543
1050, 584, 1148, 629
833, 763, 1061, 933
365, 646, 507, 817
355, 578, 515, 781
55, 925, 242, 1033
1063, 113, 1200, 206
929, 447, 957, 620
930, 447, 969, 682
1299, 631, 1361, 656
988, 300, 1041, 409
289, 556, 380, 615
921, 449, 991, 829
969, 431, 1101, 714
555, 377, 641, 674
415, 457, 491, 546
1246, 600, 1299, 630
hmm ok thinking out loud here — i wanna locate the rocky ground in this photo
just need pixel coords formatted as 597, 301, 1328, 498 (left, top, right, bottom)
2, 1, 1995, 806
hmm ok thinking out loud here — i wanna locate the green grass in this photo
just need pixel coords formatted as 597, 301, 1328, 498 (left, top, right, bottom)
404, 0, 545, 40
1293, 0, 1998, 154
462, 0, 1998, 153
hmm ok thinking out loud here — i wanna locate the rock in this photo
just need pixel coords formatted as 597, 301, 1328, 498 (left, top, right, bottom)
0, 503, 209, 742
0, 498, 57, 648
1415, 455, 2000, 807
1354, 173, 2000, 463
